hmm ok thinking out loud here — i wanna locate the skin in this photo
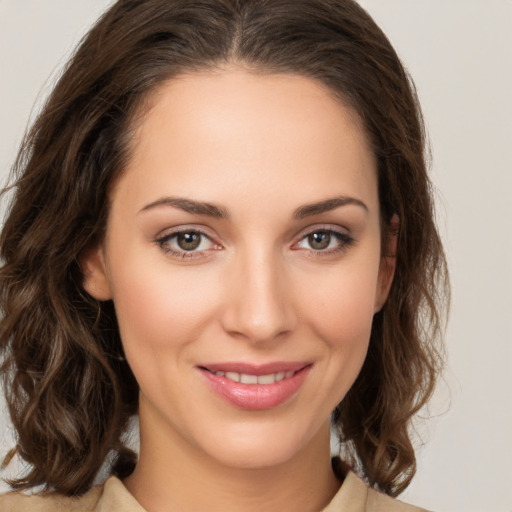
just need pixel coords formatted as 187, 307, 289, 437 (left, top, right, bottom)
82, 67, 396, 512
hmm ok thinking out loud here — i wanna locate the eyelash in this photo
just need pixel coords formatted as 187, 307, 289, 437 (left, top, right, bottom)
155, 226, 355, 260
293, 228, 355, 257
155, 228, 219, 260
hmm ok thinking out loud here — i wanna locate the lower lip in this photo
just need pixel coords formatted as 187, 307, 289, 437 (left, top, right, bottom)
199, 366, 311, 410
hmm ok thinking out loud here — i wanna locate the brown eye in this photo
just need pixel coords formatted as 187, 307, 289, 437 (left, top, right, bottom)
307, 231, 331, 250
295, 228, 354, 254
176, 232, 202, 251
156, 229, 219, 259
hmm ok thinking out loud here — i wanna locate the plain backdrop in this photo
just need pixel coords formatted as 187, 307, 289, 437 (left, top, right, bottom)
0, 1, 511, 511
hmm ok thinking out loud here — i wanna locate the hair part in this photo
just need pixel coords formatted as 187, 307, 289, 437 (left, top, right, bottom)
0, 0, 448, 497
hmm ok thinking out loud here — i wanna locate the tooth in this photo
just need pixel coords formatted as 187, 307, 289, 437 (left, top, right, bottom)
240, 373, 258, 384
258, 374, 276, 384
222, 371, 295, 384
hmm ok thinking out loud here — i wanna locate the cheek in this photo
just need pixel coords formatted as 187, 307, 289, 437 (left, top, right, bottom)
299, 260, 380, 350
108, 259, 221, 365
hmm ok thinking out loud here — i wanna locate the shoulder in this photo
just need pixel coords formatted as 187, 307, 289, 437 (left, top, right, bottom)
0, 476, 145, 512
325, 461, 430, 512
366, 486, 429, 512
0, 483, 103, 512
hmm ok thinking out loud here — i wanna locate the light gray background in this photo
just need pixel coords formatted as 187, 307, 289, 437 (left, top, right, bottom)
1, 1, 511, 511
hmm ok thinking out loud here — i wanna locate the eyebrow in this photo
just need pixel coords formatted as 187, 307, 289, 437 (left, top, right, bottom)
293, 196, 368, 219
139, 196, 229, 219
139, 194, 367, 220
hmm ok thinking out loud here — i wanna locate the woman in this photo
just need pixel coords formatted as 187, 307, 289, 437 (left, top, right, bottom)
0, 0, 448, 510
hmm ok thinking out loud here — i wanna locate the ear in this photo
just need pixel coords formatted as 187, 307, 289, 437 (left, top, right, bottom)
374, 215, 399, 313
80, 245, 112, 301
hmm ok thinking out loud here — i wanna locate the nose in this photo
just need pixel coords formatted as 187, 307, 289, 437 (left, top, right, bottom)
220, 247, 297, 344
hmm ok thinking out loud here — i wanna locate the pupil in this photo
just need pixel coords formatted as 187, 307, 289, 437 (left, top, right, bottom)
177, 232, 201, 251
309, 232, 330, 250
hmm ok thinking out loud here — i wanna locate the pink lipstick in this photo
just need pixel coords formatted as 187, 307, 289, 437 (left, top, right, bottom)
198, 362, 312, 410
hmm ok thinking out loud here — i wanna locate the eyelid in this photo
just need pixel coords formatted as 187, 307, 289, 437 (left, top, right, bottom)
155, 224, 215, 240
291, 224, 356, 254
293, 223, 351, 241
155, 225, 223, 259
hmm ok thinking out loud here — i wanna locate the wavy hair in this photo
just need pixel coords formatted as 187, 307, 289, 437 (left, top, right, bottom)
0, 0, 448, 497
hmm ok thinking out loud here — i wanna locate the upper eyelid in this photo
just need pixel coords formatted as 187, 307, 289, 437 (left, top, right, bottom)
155, 225, 217, 241
153, 223, 353, 248
294, 223, 351, 240
292, 224, 355, 248
155, 229, 220, 260
155, 228, 221, 255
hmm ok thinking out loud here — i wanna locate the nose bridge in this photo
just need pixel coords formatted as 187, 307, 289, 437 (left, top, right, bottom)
221, 242, 295, 343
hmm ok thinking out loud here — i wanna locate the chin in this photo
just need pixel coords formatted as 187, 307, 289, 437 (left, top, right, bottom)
195, 417, 328, 470
208, 440, 301, 470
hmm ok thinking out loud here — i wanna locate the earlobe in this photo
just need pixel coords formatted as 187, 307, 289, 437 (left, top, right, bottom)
80, 245, 112, 301
375, 215, 399, 313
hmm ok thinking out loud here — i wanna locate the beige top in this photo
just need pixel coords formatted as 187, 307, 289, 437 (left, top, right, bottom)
0, 471, 427, 511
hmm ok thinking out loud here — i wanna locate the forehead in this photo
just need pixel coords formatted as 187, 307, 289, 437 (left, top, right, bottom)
114, 67, 378, 216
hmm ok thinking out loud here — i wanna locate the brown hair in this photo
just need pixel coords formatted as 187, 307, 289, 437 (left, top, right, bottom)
0, 0, 448, 498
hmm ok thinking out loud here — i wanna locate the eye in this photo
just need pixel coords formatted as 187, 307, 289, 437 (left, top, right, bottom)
304, 231, 333, 251
174, 232, 203, 251
156, 229, 219, 258
295, 228, 354, 254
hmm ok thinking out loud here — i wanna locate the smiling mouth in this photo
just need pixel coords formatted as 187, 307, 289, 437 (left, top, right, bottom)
205, 369, 297, 385
198, 363, 312, 410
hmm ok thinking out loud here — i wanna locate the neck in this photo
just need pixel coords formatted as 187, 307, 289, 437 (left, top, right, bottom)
123, 403, 341, 512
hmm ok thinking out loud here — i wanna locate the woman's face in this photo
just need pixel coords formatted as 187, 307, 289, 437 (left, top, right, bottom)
83, 68, 395, 469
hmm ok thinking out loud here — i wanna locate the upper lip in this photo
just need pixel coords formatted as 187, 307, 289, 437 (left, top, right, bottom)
199, 361, 312, 376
